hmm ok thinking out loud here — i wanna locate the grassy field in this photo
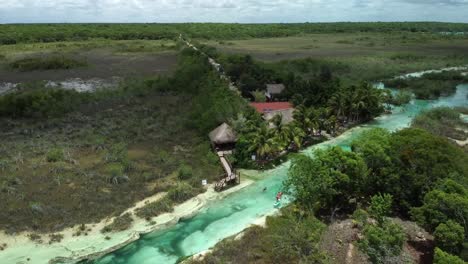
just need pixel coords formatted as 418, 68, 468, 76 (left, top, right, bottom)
0, 89, 222, 233
0, 39, 178, 83
206, 33, 468, 83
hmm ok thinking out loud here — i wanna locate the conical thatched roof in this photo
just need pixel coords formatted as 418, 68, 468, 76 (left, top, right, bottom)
209, 123, 237, 144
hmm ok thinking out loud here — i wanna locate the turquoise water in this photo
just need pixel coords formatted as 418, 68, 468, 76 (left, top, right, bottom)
94, 85, 467, 264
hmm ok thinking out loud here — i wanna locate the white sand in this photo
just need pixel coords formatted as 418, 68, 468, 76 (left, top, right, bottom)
0, 180, 253, 264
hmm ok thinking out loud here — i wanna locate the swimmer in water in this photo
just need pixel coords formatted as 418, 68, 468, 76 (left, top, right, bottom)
263, 187, 267, 192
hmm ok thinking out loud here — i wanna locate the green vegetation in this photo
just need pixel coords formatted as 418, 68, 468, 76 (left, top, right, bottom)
206, 32, 468, 85
189, 207, 329, 264
1, 24, 467, 262
135, 197, 174, 220
385, 90, 412, 106
285, 147, 367, 217
0, 86, 87, 118
0, 47, 247, 233
356, 194, 405, 264
284, 126, 468, 261
434, 248, 467, 264
136, 183, 202, 220
411, 179, 468, 236
384, 71, 468, 99
101, 213, 134, 233
434, 220, 465, 255
412, 107, 468, 140
9, 55, 87, 71
2, 22, 468, 45
46, 148, 65, 162
218, 52, 386, 168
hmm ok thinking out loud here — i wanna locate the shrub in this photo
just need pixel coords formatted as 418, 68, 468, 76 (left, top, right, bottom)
352, 209, 369, 229
434, 221, 465, 254
0, 87, 86, 118
9, 56, 87, 72
28, 234, 42, 242
101, 213, 134, 233
358, 222, 406, 264
46, 148, 64, 162
135, 197, 173, 219
167, 183, 200, 203
368, 193, 393, 225
105, 163, 124, 177
48, 233, 64, 244
178, 164, 193, 180
155, 149, 170, 163
105, 143, 128, 163
433, 247, 466, 264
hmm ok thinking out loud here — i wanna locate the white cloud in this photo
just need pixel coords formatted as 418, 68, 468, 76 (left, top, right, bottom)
0, 0, 467, 23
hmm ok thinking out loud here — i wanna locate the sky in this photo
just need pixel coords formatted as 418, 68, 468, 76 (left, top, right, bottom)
1, 0, 468, 23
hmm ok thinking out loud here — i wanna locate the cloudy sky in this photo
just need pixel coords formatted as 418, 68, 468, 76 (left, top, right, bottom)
1, 0, 468, 23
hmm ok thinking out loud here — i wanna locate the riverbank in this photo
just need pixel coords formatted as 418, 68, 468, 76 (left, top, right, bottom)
0, 179, 254, 264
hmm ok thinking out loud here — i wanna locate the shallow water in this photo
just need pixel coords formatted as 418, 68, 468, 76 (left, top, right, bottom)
397, 66, 468, 79
93, 84, 468, 264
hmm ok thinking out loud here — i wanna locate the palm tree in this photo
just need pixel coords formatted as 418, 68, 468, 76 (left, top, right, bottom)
293, 104, 317, 135
287, 124, 306, 150
270, 114, 291, 149
247, 124, 279, 159
328, 90, 346, 121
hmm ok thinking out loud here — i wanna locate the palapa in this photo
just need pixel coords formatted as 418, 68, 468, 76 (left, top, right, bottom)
209, 123, 237, 144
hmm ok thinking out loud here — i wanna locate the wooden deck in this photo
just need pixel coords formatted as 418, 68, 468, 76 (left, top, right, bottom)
215, 152, 240, 191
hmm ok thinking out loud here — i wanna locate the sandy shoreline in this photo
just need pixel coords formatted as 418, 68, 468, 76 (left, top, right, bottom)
0, 179, 254, 264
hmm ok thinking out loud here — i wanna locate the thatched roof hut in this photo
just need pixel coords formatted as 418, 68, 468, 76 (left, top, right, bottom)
209, 123, 237, 145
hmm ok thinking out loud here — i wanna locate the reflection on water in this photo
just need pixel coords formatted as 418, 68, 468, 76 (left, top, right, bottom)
93, 84, 467, 264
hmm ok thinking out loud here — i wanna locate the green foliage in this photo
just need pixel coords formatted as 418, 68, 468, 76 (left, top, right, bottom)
2, 23, 468, 45
155, 149, 170, 163
101, 213, 134, 233
412, 107, 467, 140
178, 164, 193, 180
411, 179, 468, 235
352, 209, 369, 229
369, 194, 393, 225
285, 147, 368, 214
105, 143, 128, 163
386, 90, 412, 106
167, 183, 201, 203
105, 163, 124, 177
9, 55, 87, 71
190, 207, 329, 264
135, 197, 173, 219
46, 148, 65, 162
0, 87, 87, 118
434, 248, 467, 264
434, 220, 465, 255
351, 128, 392, 180
388, 128, 468, 212
250, 90, 266, 102
384, 71, 468, 99
358, 221, 405, 264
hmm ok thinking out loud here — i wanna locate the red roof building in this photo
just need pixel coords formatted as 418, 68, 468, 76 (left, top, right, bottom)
250, 102, 293, 114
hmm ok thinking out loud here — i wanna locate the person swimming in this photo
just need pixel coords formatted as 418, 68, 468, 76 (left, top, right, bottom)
262, 187, 267, 192
276, 191, 283, 201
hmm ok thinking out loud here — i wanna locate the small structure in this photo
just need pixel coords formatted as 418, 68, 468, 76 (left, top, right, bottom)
265, 83, 285, 101
214, 152, 240, 191
209, 123, 240, 191
250, 102, 294, 125
209, 123, 237, 151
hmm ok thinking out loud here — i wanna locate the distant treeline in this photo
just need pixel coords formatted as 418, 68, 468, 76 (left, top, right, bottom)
1, 22, 468, 44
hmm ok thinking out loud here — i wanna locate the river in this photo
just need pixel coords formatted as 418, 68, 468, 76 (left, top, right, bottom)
90, 84, 467, 264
